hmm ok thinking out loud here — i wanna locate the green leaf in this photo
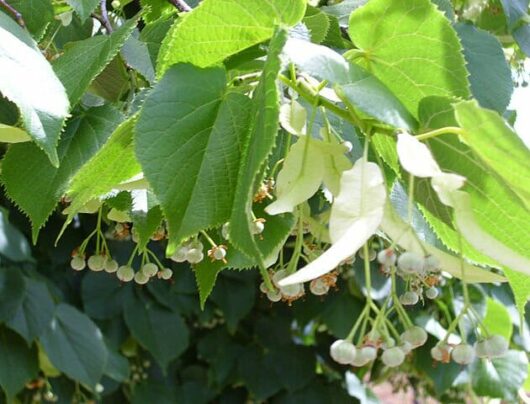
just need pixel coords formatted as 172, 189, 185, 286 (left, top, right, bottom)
0, 12, 70, 166
136, 64, 251, 249
321, 290, 363, 338
499, 0, 530, 56
157, 0, 306, 74
284, 38, 417, 130
140, 0, 174, 23
455, 23, 513, 113
6, 278, 55, 343
269, 346, 315, 391
10, 0, 54, 39
89, 57, 130, 102
0, 207, 32, 262
411, 97, 530, 277
139, 15, 174, 64
228, 203, 296, 270
210, 272, 255, 332
237, 347, 282, 400
504, 268, 530, 317
66, 0, 100, 21
104, 347, 130, 382
0, 267, 26, 322
454, 100, 530, 210
52, 15, 139, 106
0, 94, 19, 125
0, 327, 38, 399
482, 298, 513, 340
40, 304, 108, 388
2, 106, 123, 241
348, 0, 470, 118
194, 261, 224, 310
64, 116, 141, 231
472, 350, 528, 401
321, 0, 367, 25
229, 29, 286, 267
0, 124, 31, 143
122, 35, 156, 83
131, 205, 163, 251
303, 6, 330, 44
124, 291, 189, 371
81, 272, 131, 320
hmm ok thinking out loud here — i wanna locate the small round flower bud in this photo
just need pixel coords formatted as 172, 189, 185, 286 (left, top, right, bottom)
280, 283, 303, 298
134, 271, 149, 285
251, 219, 265, 235
266, 289, 282, 302
142, 263, 158, 278
401, 326, 428, 348
88, 255, 106, 271
104, 258, 119, 273
423, 255, 440, 273
171, 245, 189, 263
425, 287, 439, 299
397, 252, 425, 274
158, 268, 173, 280
117, 265, 134, 282
377, 248, 397, 267
399, 291, 419, 306
381, 347, 405, 367
70, 256, 86, 271
330, 340, 356, 365
186, 248, 204, 264
309, 278, 330, 296
452, 344, 475, 365
431, 342, 451, 362
341, 140, 353, 152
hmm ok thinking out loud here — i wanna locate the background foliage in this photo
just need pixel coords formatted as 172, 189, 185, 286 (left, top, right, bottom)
0, 0, 529, 402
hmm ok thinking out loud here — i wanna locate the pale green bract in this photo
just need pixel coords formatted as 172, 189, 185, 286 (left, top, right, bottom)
396, 131, 530, 278
279, 101, 307, 135
265, 137, 326, 216
157, 0, 306, 75
279, 159, 386, 286
380, 203, 506, 283
265, 136, 350, 215
454, 100, 530, 210
348, 0, 470, 118
0, 19, 69, 167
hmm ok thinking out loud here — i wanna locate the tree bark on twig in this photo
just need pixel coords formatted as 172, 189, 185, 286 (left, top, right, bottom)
167, 0, 192, 13
99, 0, 113, 33
0, 0, 26, 28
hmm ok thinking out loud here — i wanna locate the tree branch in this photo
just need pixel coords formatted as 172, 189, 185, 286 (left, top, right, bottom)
99, 0, 113, 33
167, 0, 192, 12
0, 0, 26, 28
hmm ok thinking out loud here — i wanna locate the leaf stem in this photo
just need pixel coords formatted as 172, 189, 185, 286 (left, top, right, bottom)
99, 0, 113, 33
199, 230, 217, 248
279, 75, 352, 126
415, 126, 464, 141
0, 0, 25, 28
167, 0, 192, 12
